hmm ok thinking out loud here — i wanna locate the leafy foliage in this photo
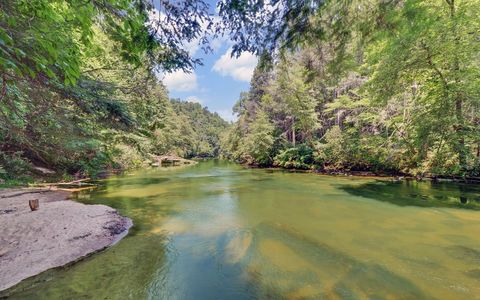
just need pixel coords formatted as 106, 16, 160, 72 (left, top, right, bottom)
223, 0, 480, 177
274, 145, 314, 170
1, 0, 479, 181
0, 1, 229, 179
171, 100, 229, 158
217, 0, 325, 58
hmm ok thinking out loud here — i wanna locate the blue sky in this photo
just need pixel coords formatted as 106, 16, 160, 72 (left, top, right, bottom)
162, 43, 257, 122
157, 2, 258, 122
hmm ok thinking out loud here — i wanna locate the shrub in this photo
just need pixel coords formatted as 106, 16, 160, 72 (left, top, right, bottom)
0, 151, 33, 183
274, 145, 314, 169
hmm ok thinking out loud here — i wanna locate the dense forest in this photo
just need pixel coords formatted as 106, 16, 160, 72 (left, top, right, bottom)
0, 0, 230, 184
221, 0, 480, 177
1, 0, 479, 184
171, 100, 229, 158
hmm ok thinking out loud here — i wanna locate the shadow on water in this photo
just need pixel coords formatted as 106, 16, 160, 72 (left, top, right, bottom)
340, 179, 480, 210
246, 222, 426, 299
143, 221, 427, 299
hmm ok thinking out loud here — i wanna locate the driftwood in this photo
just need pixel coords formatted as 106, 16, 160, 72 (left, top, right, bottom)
35, 178, 92, 186
29, 199, 39, 211
148, 154, 196, 167
0, 189, 51, 199
27, 178, 97, 192
1, 180, 96, 200
31, 178, 97, 190
57, 186, 97, 193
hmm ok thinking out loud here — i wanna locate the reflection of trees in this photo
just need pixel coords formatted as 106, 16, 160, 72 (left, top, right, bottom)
341, 180, 480, 210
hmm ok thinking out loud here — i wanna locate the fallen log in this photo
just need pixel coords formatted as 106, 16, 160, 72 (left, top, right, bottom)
148, 153, 197, 167
0, 189, 51, 199
33, 178, 91, 186
31, 178, 95, 188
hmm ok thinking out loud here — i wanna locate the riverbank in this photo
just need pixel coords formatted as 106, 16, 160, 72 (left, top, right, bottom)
318, 170, 480, 183
0, 188, 132, 291
244, 164, 480, 183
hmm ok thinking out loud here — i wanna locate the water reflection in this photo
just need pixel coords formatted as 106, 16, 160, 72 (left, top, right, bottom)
341, 179, 480, 210
3, 161, 480, 299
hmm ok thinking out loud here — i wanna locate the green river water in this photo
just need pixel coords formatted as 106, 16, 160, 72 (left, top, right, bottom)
4, 160, 480, 299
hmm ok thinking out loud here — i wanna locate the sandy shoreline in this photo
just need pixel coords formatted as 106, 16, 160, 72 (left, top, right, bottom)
0, 188, 132, 291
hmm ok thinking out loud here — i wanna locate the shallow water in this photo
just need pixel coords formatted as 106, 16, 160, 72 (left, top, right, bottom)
4, 160, 480, 299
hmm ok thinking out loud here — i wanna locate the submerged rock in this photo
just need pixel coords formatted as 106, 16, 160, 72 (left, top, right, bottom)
465, 269, 480, 280
246, 222, 426, 299
445, 245, 480, 264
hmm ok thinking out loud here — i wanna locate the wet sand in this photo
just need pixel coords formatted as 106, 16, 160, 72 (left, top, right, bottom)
0, 188, 132, 291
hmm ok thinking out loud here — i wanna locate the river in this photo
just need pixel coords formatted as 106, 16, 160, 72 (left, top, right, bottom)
5, 160, 480, 299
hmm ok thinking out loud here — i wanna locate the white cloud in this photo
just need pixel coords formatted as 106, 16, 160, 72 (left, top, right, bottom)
215, 109, 238, 123
210, 36, 227, 53
186, 96, 203, 104
212, 49, 258, 82
183, 33, 227, 57
183, 40, 201, 57
162, 70, 198, 92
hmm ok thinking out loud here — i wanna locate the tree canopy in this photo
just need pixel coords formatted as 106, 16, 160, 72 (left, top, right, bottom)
1, 0, 479, 183
221, 0, 480, 177
0, 0, 232, 183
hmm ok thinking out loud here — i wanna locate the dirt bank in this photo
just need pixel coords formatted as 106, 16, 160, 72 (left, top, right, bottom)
0, 188, 132, 291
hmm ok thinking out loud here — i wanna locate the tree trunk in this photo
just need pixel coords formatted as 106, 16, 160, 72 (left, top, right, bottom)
448, 0, 467, 170
455, 98, 467, 168
291, 118, 296, 146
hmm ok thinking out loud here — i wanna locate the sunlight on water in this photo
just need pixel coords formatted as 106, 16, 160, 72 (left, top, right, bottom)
3, 161, 480, 299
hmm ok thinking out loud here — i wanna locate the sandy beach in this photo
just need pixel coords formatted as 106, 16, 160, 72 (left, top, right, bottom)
0, 188, 132, 291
